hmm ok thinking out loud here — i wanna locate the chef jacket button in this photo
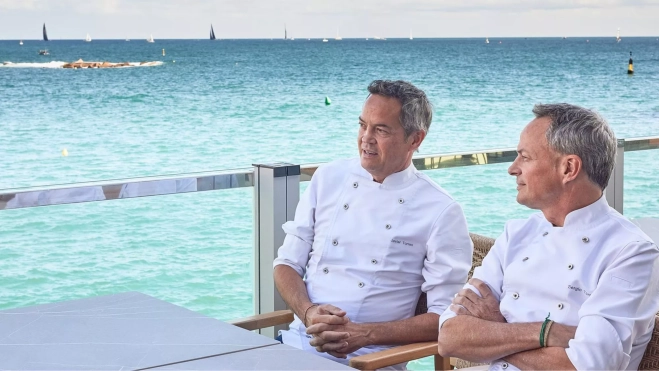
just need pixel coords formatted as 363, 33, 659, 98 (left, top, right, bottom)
502, 363, 509, 369
522, 257, 529, 262
568, 264, 574, 270
343, 203, 349, 210
332, 239, 338, 246
512, 292, 519, 299
558, 303, 564, 310
358, 282, 365, 288
353, 182, 358, 188
582, 237, 590, 243
398, 198, 404, 204
371, 259, 377, 264
323, 267, 329, 274
385, 224, 391, 229
542, 232, 548, 237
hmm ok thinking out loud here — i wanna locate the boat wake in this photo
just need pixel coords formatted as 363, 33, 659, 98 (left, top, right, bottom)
0, 61, 164, 69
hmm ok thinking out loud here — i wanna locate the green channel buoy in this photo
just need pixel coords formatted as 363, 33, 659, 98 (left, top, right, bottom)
325, 96, 331, 106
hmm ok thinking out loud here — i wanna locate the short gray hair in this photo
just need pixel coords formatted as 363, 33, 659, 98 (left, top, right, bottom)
367, 80, 433, 138
533, 103, 617, 190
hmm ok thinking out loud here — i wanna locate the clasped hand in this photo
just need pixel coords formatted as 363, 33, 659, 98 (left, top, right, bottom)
305, 304, 370, 359
450, 278, 507, 323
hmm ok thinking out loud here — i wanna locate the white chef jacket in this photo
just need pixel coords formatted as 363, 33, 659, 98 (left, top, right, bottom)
439, 195, 659, 371
274, 158, 473, 369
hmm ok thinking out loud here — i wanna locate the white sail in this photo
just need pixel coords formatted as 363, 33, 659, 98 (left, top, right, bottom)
85, 33, 92, 42
147, 34, 155, 43
486, 37, 489, 44
335, 28, 342, 40
616, 28, 621, 42
19, 40, 23, 45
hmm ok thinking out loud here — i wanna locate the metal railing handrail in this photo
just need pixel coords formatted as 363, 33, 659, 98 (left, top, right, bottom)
1, 135, 658, 211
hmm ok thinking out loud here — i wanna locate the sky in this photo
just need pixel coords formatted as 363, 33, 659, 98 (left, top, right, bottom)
0, 0, 658, 40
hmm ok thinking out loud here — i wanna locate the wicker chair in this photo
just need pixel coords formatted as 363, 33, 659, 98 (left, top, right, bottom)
230, 233, 496, 370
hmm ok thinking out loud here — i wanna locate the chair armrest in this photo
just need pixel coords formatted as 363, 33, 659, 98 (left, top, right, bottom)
348, 341, 443, 370
228, 309, 294, 331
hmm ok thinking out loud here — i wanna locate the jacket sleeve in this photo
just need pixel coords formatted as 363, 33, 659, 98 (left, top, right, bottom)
272, 172, 319, 277
566, 240, 659, 370
423, 201, 473, 316
439, 221, 509, 328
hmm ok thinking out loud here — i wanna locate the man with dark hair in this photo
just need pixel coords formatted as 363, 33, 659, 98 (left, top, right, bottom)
273, 80, 473, 368
437, 103, 659, 370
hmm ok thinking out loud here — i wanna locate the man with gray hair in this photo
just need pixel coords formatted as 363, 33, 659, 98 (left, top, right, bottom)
274, 80, 473, 369
438, 103, 659, 370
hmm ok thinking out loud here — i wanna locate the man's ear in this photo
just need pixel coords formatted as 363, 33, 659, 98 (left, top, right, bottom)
409, 130, 426, 151
562, 154, 582, 184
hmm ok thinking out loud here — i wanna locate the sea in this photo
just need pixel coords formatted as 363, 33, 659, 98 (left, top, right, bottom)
1, 37, 658, 369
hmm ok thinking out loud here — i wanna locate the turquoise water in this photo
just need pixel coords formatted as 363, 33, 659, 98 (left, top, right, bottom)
1, 38, 658, 369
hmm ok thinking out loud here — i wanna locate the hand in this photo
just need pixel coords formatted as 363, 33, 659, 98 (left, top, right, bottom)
545, 323, 577, 348
305, 303, 348, 327
306, 317, 371, 359
450, 278, 506, 323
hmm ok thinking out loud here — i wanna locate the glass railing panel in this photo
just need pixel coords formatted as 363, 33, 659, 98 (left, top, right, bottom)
623, 149, 659, 219
0, 187, 254, 322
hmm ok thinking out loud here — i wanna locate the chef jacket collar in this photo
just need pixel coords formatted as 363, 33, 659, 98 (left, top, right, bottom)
548, 194, 610, 230
355, 161, 417, 189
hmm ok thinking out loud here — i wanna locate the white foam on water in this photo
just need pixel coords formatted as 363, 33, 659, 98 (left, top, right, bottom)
0, 61, 164, 68
1, 61, 67, 68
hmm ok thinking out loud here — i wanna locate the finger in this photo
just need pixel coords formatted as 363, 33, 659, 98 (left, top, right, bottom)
469, 278, 494, 298
320, 341, 350, 352
452, 295, 473, 310
450, 303, 472, 316
313, 331, 351, 343
310, 313, 349, 326
306, 322, 342, 335
460, 288, 482, 303
328, 351, 348, 359
317, 304, 347, 317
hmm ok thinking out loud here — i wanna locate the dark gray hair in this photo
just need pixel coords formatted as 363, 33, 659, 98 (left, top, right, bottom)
367, 80, 433, 138
533, 103, 617, 190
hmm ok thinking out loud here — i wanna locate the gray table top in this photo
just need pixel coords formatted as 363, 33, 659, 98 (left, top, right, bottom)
0, 292, 351, 371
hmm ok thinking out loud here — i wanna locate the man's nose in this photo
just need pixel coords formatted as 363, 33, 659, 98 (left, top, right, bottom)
508, 158, 520, 176
362, 127, 376, 143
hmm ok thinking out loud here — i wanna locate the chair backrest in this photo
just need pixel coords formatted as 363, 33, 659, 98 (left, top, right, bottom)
414, 233, 496, 316
639, 315, 659, 370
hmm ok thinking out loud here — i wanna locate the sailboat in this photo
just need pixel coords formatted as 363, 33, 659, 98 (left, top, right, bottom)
19, 40, 23, 45
85, 33, 92, 42
43, 23, 49, 41
147, 34, 154, 43
335, 28, 342, 40
485, 37, 489, 44
410, 30, 413, 40
284, 24, 287, 40
210, 24, 216, 40
616, 28, 621, 43
322, 38, 328, 42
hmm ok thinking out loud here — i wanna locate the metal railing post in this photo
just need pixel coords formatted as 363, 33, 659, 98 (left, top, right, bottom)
605, 139, 625, 214
252, 163, 300, 337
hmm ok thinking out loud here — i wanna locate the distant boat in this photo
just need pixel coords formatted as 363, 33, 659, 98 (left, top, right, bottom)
210, 24, 216, 40
125, 38, 130, 41
43, 23, 49, 41
38, 49, 49, 55
19, 40, 23, 45
335, 28, 342, 40
410, 29, 413, 40
284, 24, 287, 40
322, 38, 328, 42
616, 27, 621, 43
485, 37, 489, 44
85, 33, 91, 42
147, 34, 154, 43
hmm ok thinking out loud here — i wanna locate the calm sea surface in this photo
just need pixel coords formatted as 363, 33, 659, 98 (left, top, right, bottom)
1, 38, 658, 369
